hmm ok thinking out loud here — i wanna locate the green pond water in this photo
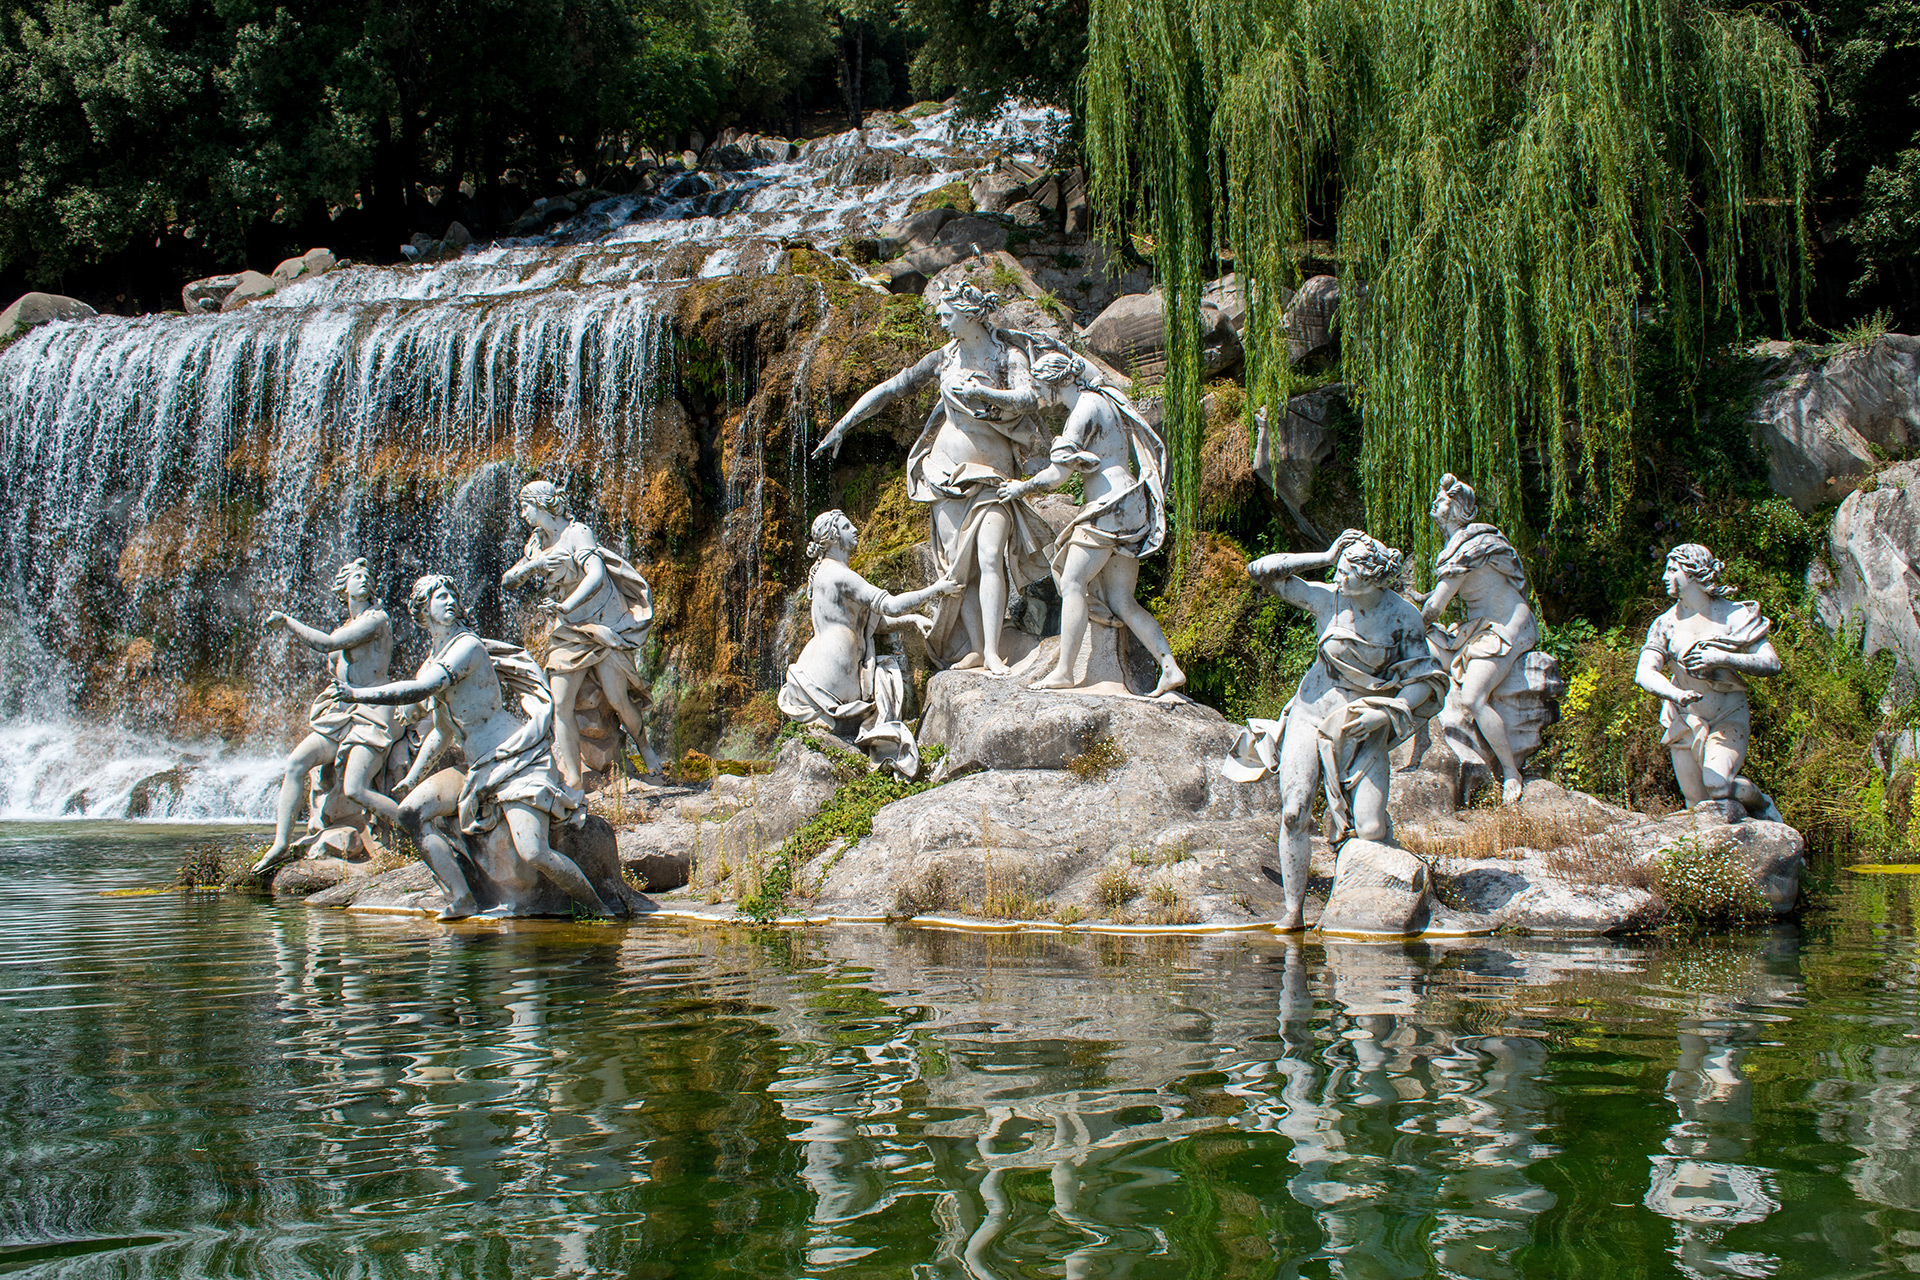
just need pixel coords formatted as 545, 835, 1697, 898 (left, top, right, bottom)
1, 824, 1917, 1278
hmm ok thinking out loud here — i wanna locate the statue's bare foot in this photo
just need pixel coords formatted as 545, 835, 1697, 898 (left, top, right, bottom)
1274, 912, 1308, 933
1029, 671, 1075, 690
953, 653, 985, 671
437, 895, 479, 921
249, 843, 294, 876
983, 657, 1012, 677
1501, 777, 1524, 806
474, 903, 517, 919
1148, 660, 1187, 699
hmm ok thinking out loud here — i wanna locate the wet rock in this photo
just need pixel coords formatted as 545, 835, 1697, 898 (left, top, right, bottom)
270, 247, 337, 287
1061, 167, 1091, 235
219, 270, 277, 311
182, 274, 244, 314
623, 847, 690, 892
1317, 839, 1433, 936
442, 221, 473, 249
125, 768, 185, 818
1252, 386, 1346, 540
1005, 199, 1047, 228
877, 207, 961, 257
1749, 334, 1920, 510
829, 146, 934, 187
969, 171, 1027, 214
1, 291, 96, 338
1813, 459, 1920, 679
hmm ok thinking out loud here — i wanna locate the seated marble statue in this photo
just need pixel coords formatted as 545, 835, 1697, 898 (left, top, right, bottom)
251, 558, 396, 875
778, 510, 960, 777
332, 574, 614, 920
1635, 544, 1782, 818
1417, 474, 1540, 805
993, 347, 1186, 697
501, 479, 663, 788
1222, 531, 1447, 929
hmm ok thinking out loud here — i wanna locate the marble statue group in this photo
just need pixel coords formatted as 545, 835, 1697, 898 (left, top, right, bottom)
251, 281, 1783, 929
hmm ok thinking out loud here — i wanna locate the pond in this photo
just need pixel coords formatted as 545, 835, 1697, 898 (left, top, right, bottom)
0, 822, 1915, 1278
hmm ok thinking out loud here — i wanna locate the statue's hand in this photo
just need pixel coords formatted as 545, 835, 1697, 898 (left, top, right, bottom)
996, 479, 1028, 503
1671, 688, 1705, 708
332, 677, 361, 704
536, 597, 564, 618
1348, 706, 1392, 738
1331, 528, 1366, 555
263, 611, 290, 630
910, 615, 936, 639
932, 575, 963, 597
813, 420, 850, 460
1678, 645, 1719, 676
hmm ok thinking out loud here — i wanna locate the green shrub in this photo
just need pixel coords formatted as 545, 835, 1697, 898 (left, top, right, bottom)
1656, 836, 1767, 924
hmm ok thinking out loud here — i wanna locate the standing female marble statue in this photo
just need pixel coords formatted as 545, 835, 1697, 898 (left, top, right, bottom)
811, 283, 1052, 674
1418, 474, 1540, 804
251, 558, 395, 875
501, 480, 663, 787
994, 348, 1185, 697
1635, 544, 1782, 816
779, 510, 961, 777
333, 574, 614, 920
1222, 531, 1447, 930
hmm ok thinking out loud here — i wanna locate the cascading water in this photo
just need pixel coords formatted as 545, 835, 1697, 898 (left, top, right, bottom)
0, 102, 1066, 818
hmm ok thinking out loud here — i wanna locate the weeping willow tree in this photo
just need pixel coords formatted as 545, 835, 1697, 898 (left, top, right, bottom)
1084, 0, 1814, 557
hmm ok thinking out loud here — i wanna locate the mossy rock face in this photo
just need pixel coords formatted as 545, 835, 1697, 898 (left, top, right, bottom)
908, 181, 975, 216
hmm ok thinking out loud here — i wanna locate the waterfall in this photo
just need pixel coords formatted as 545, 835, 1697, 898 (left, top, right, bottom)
0, 102, 1066, 819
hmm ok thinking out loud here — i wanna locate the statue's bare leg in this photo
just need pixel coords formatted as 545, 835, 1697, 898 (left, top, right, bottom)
504, 804, 618, 917
1347, 741, 1394, 844
1035, 544, 1105, 689
932, 500, 986, 668
597, 658, 664, 774
254, 732, 337, 873
399, 770, 476, 919
975, 506, 1014, 675
1274, 714, 1324, 930
340, 743, 399, 826
1456, 651, 1526, 803
1670, 744, 1710, 807
548, 668, 587, 790
1699, 730, 1747, 806
1101, 554, 1185, 697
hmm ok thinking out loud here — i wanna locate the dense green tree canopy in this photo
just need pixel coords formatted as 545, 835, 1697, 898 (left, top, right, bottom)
1085, 0, 1816, 557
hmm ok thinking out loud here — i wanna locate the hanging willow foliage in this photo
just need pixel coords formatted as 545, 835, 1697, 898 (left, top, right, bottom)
1084, 0, 1813, 558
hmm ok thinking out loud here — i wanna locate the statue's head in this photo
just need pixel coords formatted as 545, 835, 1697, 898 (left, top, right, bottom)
806, 509, 858, 559
517, 479, 569, 525
1432, 473, 1477, 525
408, 573, 465, 628
1333, 534, 1404, 603
934, 282, 999, 336
333, 557, 374, 603
1030, 348, 1097, 402
1664, 543, 1735, 599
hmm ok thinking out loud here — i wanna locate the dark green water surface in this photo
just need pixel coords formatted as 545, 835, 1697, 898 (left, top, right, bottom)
1, 823, 1917, 1278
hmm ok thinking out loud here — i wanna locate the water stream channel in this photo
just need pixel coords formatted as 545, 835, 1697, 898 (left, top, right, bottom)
2, 824, 1915, 1278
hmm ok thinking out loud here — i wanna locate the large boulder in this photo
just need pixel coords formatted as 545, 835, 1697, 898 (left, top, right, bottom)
1810, 458, 1920, 680
1082, 289, 1243, 381
1750, 334, 1920, 511
0, 292, 95, 340
1317, 839, 1433, 936
1283, 275, 1341, 364
270, 247, 337, 287
219, 270, 277, 312
182, 273, 243, 313
873, 216, 1012, 293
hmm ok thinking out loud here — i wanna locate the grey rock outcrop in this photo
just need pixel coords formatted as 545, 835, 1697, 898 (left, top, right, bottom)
0, 292, 96, 340
220, 270, 277, 311
1283, 275, 1340, 364
1317, 839, 1432, 935
182, 274, 243, 313
873, 216, 1012, 293
1750, 334, 1920, 510
1252, 386, 1346, 540
1811, 458, 1920, 680
1082, 289, 1243, 381
270, 247, 337, 287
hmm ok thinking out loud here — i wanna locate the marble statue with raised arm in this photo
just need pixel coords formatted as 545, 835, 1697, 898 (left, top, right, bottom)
994, 346, 1185, 697
501, 479, 663, 788
1635, 544, 1783, 818
1418, 474, 1541, 805
251, 558, 396, 875
333, 574, 615, 920
779, 510, 962, 777
811, 283, 1053, 674
1221, 531, 1447, 929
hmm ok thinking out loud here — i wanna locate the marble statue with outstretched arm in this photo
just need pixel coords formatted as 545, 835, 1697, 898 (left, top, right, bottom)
811, 283, 1052, 675
779, 510, 962, 777
501, 479, 663, 789
1635, 544, 1783, 818
333, 574, 615, 920
1416, 474, 1540, 805
993, 346, 1185, 697
1221, 531, 1447, 929
251, 558, 397, 875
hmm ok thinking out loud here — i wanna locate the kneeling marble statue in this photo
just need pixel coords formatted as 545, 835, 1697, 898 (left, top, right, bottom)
1222, 531, 1446, 929
779, 510, 960, 777
332, 574, 617, 919
1635, 543, 1782, 818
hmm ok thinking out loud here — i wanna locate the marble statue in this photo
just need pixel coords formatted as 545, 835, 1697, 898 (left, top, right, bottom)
332, 573, 616, 920
501, 480, 664, 788
1417, 474, 1540, 804
1222, 531, 1446, 929
779, 510, 961, 777
994, 347, 1186, 697
251, 558, 396, 875
812, 283, 1052, 674
1635, 544, 1783, 818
